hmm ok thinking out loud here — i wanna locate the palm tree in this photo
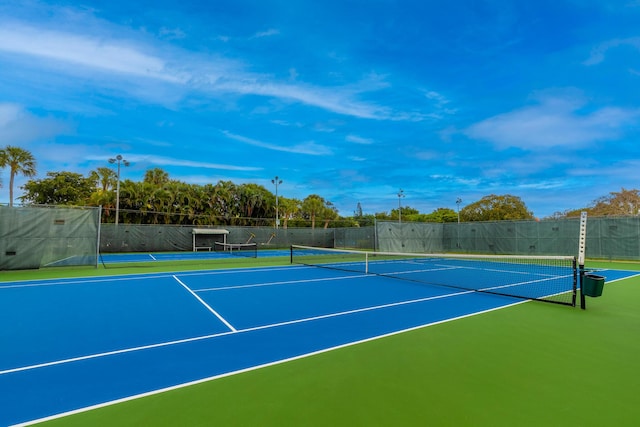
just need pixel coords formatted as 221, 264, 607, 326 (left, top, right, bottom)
278, 197, 300, 229
119, 180, 146, 224
88, 167, 117, 217
322, 201, 339, 229
239, 183, 272, 224
0, 146, 37, 207
143, 168, 170, 186
213, 180, 239, 225
89, 167, 117, 192
176, 183, 201, 225
301, 194, 326, 229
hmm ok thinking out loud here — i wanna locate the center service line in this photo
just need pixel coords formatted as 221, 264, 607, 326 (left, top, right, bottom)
172, 275, 237, 332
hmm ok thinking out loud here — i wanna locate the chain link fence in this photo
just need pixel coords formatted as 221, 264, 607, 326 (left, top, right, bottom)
3, 206, 638, 271
377, 217, 640, 260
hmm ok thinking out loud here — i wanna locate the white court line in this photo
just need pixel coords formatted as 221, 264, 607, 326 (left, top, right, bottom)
0, 265, 316, 291
0, 275, 166, 290
176, 265, 320, 278
0, 330, 236, 376
172, 275, 237, 332
382, 267, 576, 295
148, 254, 157, 261
11, 298, 525, 427
0, 287, 469, 377
239, 288, 472, 333
194, 273, 369, 292
403, 259, 567, 278
0, 273, 194, 290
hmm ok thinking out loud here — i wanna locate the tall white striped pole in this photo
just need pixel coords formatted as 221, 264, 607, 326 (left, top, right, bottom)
578, 211, 588, 309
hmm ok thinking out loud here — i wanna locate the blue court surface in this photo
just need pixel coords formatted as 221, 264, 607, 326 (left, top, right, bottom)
0, 264, 636, 426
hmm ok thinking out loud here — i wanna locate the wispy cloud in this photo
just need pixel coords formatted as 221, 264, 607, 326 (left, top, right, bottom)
85, 153, 262, 171
428, 174, 482, 187
222, 131, 333, 155
465, 90, 640, 150
252, 28, 280, 38
0, 103, 69, 145
346, 134, 374, 145
424, 90, 456, 114
0, 24, 186, 83
0, 19, 426, 121
0, 103, 21, 127
159, 27, 187, 40
215, 79, 393, 119
583, 37, 640, 65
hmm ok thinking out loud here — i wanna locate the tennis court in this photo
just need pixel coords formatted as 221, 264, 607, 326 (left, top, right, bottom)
1, 254, 637, 426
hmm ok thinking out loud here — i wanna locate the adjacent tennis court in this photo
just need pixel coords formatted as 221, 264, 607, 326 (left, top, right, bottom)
97, 247, 289, 265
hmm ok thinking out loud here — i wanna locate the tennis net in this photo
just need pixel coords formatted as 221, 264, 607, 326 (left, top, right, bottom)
291, 245, 577, 306
214, 242, 258, 258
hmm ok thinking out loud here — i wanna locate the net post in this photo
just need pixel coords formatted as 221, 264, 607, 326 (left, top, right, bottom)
365, 252, 369, 274
374, 218, 378, 252
579, 265, 586, 310
572, 257, 577, 307
290, 245, 293, 265
578, 211, 588, 310
96, 206, 102, 269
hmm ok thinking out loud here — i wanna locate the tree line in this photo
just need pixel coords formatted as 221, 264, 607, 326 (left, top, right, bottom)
2, 146, 639, 226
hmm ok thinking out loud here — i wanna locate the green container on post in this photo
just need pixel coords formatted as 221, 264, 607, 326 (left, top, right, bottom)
583, 274, 605, 297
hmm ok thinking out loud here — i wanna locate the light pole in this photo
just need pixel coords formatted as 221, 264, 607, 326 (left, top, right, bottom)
456, 197, 462, 249
398, 189, 405, 223
271, 176, 283, 229
108, 154, 130, 225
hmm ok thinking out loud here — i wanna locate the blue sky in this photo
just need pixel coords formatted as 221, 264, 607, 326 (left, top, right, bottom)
1, 0, 639, 218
